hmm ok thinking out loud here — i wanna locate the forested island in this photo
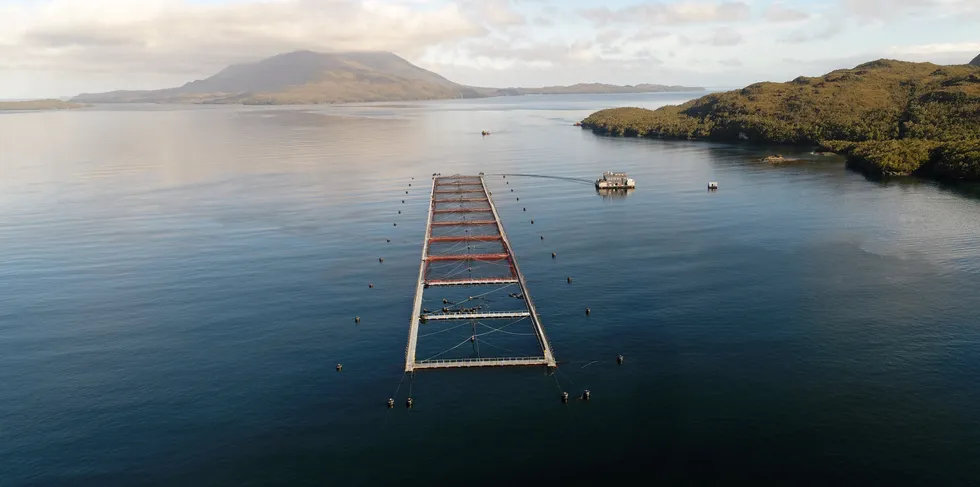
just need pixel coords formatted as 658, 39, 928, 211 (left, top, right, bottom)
581, 59, 980, 181
0, 99, 84, 111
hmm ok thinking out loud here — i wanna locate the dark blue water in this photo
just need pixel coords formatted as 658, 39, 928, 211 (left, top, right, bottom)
2, 94, 980, 486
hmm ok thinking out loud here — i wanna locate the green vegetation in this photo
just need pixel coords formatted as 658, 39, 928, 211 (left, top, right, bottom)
581, 59, 980, 180
0, 99, 84, 111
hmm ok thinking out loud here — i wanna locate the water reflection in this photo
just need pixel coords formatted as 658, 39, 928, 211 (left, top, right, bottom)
596, 188, 635, 200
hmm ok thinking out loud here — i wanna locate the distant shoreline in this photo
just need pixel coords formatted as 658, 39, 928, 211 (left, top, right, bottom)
0, 99, 85, 111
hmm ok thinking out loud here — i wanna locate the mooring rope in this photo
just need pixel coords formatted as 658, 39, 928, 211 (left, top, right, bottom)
487, 173, 594, 185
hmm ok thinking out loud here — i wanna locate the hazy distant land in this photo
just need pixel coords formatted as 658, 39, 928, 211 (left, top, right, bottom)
0, 99, 84, 111
71, 50, 703, 105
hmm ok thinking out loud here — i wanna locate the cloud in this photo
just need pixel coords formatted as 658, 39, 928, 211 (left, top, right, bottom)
706, 27, 743, 46
779, 23, 845, 44
459, 0, 526, 27
581, 1, 751, 26
888, 42, 980, 56
630, 28, 672, 42
764, 3, 810, 22
0, 0, 486, 76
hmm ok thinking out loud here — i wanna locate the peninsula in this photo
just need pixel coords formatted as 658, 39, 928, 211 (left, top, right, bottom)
0, 99, 84, 111
71, 50, 702, 105
580, 58, 980, 181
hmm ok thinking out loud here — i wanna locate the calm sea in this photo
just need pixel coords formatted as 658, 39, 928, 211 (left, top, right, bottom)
2, 94, 980, 486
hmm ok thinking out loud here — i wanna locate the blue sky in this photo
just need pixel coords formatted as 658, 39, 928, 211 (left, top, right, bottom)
0, 0, 978, 98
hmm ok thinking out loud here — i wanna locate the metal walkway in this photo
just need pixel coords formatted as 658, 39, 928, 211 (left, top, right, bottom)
404, 175, 557, 372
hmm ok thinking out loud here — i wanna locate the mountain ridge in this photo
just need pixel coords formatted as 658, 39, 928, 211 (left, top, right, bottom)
71, 50, 704, 104
971, 52, 980, 67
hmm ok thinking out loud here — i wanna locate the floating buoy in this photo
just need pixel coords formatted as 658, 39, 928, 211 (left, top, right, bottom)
567, 276, 572, 283
516, 197, 519, 201
503, 175, 506, 178
585, 307, 591, 315
398, 210, 401, 214
408, 184, 411, 187
552, 252, 556, 258
617, 354, 624, 364
511, 189, 514, 192
523, 208, 526, 211
406, 191, 409, 194
386, 239, 391, 243
582, 390, 591, 401
355, 316, 360, 323
368, 284, 374, 288
393, 223, 397, 226
379, 257, 384, 263
506, 181, 509, 184
387, 398, 395, 408
336, 364, 343, 371
561, 392, 569, 403
530, 220, 534, 224
540, 235, 544, 240
406, 397, 414, 408
402, 200, 405, 203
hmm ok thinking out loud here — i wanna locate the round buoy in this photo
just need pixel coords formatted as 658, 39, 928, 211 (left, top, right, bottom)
540, 235, 544, 240
531, 220, 534, 224
369, 284, 374, 289
582, 390, 591, 401
409, 184, 411, 187
511, 189, 514, 192
398, 210, 401, 214
561, 392, 569, 403
379, 257, 384, 263
567, 276, 572, 283
523, 208, 526, 212
586, 307, 591, 315
506, 181, 509, 185
402, 200, 405, 203
355, 316, 361, 323
552, 252, 556, 258
516, 197, 519, 201
388, 398, 395, 408
406, 397, 414, 408
336, 364, 343, 371
393, 223, 397, 226
406, 191, 409, 194
617, 354, 624, 365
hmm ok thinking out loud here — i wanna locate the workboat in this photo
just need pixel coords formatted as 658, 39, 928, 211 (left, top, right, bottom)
595, 171, 635, 189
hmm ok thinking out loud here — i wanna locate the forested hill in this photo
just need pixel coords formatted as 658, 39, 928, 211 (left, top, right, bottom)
581, 59, 980, 180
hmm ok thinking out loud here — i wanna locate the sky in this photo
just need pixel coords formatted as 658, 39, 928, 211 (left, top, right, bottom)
1, 0, 978, 98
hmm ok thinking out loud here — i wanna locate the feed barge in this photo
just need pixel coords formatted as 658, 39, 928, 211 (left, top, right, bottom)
595, 171, 636, 189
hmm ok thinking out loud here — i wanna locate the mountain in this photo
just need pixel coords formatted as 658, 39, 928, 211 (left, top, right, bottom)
971, 53, 980, 66
71, 50, 703, 104
581, 59, 980, 181
486, 83, 702, 96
